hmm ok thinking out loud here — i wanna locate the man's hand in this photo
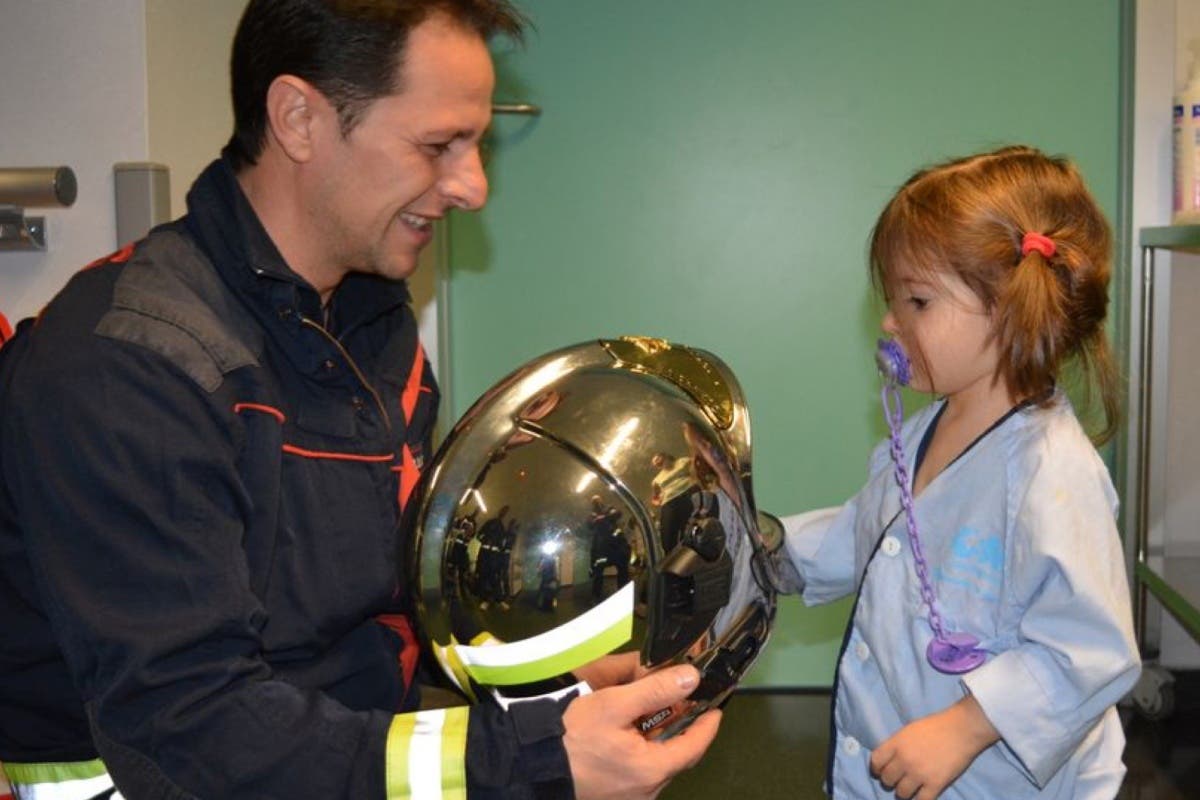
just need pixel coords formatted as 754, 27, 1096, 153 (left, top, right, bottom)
563, 664, 720, 800
869, 694, 1000, 800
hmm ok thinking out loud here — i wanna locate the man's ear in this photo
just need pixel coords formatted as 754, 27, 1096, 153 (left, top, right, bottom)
264, 75, 334, 163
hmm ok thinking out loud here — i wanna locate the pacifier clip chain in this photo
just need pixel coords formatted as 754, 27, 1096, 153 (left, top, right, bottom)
876, 339, 987, 675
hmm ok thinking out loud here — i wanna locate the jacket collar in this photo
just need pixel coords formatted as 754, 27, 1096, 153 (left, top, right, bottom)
183, 158, 411, 338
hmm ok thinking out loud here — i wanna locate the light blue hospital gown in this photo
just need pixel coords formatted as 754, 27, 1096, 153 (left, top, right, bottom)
781, 395, 1139, 799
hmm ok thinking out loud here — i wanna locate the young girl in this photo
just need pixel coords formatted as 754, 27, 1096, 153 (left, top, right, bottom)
781, 146, 1140, 799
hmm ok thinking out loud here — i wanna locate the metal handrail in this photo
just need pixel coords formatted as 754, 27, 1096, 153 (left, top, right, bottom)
492, 103, 541, 116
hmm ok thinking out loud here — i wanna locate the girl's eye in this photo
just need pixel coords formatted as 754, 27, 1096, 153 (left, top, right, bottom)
908, 296, 929, 311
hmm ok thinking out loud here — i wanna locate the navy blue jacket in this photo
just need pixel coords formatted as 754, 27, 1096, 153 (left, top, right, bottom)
0, 159, 571, 798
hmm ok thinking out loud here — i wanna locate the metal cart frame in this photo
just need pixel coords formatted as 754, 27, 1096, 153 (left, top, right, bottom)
1129, 225, 1200, 717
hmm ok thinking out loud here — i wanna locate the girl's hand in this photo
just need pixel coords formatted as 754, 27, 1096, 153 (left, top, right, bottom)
868, 694, 1000, 800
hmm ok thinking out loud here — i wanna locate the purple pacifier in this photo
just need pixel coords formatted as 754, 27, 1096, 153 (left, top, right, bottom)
876, 338, 987, 675
876, 338, 911, 387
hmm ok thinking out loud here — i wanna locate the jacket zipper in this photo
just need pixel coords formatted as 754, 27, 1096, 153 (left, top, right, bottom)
299, 316, 392, 432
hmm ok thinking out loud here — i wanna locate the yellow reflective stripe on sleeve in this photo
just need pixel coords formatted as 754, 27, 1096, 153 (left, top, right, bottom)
408, 710, 447, 798
386, 713, 417, 798
440, 707, 468, 800
2, 759, 108, 784
385, 707, 469, 800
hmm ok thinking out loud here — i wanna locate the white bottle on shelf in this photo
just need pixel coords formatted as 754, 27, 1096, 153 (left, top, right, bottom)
1173, 39, 1200, 224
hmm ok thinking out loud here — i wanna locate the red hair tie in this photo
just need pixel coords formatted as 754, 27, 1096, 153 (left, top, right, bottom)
1021, 231, 1056, 259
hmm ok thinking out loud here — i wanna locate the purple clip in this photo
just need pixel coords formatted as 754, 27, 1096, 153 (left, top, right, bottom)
876, 339, 987, 675
927, 633, 988, 674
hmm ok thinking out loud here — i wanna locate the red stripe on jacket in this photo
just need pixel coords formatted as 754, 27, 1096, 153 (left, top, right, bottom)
396, 341, 427, 512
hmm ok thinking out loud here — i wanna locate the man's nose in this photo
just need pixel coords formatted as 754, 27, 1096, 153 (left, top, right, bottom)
443, 147, 488, 211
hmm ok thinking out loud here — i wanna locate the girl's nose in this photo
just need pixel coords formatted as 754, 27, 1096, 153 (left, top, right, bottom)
881, 310, 899, 337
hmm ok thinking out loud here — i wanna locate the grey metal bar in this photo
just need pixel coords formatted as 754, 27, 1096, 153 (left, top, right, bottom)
1139, 224, 1200, 251
0, 167, 77, 208
492, 103, 541, 116
1134, 243, 1155, 645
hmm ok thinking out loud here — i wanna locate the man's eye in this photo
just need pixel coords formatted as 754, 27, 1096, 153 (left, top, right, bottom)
423, 142, 452, 156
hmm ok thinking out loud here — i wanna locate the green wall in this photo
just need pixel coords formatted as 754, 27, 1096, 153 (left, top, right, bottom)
446, 1, 1122, 686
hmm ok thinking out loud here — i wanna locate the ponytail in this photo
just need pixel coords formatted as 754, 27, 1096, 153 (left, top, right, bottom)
995, 248, 1067, 401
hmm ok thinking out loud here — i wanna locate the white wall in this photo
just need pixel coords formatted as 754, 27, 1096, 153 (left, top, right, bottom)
145, 0, 245, 219
0, 0, 149, 323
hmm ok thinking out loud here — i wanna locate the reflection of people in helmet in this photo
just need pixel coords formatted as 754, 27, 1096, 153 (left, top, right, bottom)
446, 510, 478, 594
519, 389, 561, 421
535, 540, 560, 612
651, 451, 698, 552
587, 495, 631, 601
682, 420, 744, 514
498, 518, 519, 600
474, 505, 511, 611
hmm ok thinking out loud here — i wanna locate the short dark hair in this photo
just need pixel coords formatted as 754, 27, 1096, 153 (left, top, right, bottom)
223, 0, 527, 171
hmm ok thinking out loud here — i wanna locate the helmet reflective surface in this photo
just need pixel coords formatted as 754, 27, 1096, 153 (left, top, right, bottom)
406, 337, 783, 736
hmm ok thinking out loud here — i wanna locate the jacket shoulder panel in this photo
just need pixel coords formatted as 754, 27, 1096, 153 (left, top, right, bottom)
94, 229, 261, 393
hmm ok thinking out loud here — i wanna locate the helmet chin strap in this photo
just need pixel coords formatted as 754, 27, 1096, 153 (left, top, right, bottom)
488, 680, 593, 712
877, 339, 988, 675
